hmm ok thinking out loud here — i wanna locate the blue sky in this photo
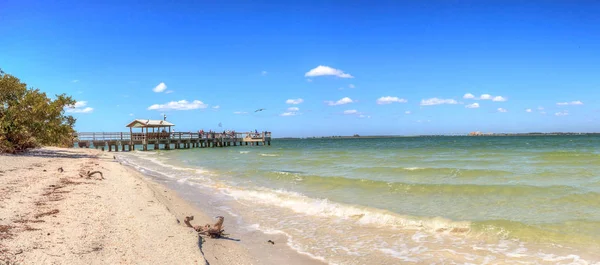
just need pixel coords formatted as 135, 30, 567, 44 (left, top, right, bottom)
1, 1, 599, 137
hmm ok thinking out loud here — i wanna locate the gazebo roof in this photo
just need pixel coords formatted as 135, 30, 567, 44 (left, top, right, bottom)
126, 119, 175, 128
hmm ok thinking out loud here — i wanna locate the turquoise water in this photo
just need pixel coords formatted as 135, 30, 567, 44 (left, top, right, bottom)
120, 136, 600, 264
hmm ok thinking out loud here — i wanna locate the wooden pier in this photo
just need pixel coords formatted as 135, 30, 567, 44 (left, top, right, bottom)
73, 119, 271, 151
74, 131, 272, 151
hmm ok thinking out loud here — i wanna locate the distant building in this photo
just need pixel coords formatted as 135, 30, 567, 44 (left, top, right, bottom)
469, 131, 493, 136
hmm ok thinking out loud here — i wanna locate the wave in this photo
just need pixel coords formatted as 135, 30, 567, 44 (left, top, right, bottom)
260, 153, 280, 157
223, 187, 472, 234
471, 219, 600, 247
550, 191, 600, 206
264, 170, 580, 196
534, 151, 600, 164
117, 154, 212, 184
118, 153, 209, 174
273, 170, 305, 175
353, 166, 513, 178
118, 150, 600, 263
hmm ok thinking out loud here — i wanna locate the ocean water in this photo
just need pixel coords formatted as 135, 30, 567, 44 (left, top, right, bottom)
118, 136, 600, 264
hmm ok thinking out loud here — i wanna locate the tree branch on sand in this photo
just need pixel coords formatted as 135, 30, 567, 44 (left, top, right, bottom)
78, 170, 104, 180
183, 216, 226, 238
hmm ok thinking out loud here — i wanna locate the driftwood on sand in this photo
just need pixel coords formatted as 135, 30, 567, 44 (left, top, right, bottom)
183, 216, 226, 238
79, 170, 104, 180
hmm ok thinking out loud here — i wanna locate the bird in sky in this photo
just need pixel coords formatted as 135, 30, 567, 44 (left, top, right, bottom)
255, 108, 266, 112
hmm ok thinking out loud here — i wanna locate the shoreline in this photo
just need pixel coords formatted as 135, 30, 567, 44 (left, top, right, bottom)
0, 147, 322, 265
116, 155, 324, 265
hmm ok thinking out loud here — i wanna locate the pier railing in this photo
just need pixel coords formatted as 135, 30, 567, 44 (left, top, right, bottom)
75, 131, 272, 142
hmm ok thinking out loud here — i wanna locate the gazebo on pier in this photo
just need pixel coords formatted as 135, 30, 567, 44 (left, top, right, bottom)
126, 119, 175, 141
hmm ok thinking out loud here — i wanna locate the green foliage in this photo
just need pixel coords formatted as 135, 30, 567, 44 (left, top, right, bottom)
0, 69, 77, 153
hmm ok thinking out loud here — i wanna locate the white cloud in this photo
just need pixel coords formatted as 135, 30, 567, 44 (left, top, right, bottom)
66, 101, 94, 113
153, 82, 167, 93
465, 103, 480, 109
466, 93, 507, 101
306, 79, 313, 82
492, 96, 507, 102
479, 94, 492, 100
405, 111, 411, 114
555, 110, 569, 116
348, 84, 355, 89
556, 101, 583, 106
376, 96, 407, 105
525, 109, 532, 112
538, 106, 545, 110
261, 70, 268, 76
147, 100, 208, 111
280, 112, 298, 117
497, 108, 507, 113
420, 98, 459, 106
165, 90, 174, 94
129, 113, 134, 116
233, 111, 248, 115
281, 106, 301, 116
212, 105, 220, 109
66, 107, 93, 113
343, 109, 369, 118
326, 97, 354, 106
286, 98, 304, 104
71, 79, 79, 83
73, 101, 87, 108
305, 65, 354, 78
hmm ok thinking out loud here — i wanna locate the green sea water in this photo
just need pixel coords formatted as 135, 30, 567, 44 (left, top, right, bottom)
120, 136, 600, 264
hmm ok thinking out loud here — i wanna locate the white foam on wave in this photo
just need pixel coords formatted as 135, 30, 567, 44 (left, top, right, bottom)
126, 152, 208, 173
537, 253, 583, 263
273, 171, 295, 175
505, 247, 528, 258
404, 167, 424, 171
118, 154, 211, 184
260, 153, 279, 157
246, 223, 330, 263
411, 231, 429, 243
177, 177, 190, 184
246, 223, 288, 235
239, 151, 250, 154
378, 248, 420, 263
222, 187, 471, 233
216, 206, 239, 217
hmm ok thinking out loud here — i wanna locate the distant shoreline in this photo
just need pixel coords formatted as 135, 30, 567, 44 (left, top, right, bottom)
275, 133, 600, 140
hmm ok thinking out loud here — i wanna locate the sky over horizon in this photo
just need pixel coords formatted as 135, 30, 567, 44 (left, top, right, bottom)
1, 1, 599, 137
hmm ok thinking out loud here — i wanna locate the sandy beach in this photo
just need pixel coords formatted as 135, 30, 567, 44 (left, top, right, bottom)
0, 147, 318, 265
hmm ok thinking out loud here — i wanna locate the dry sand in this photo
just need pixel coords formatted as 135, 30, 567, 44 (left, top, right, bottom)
0, 147, 260, 264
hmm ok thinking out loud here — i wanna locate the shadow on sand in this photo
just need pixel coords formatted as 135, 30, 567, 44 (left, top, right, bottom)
16, 148, 99, 159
